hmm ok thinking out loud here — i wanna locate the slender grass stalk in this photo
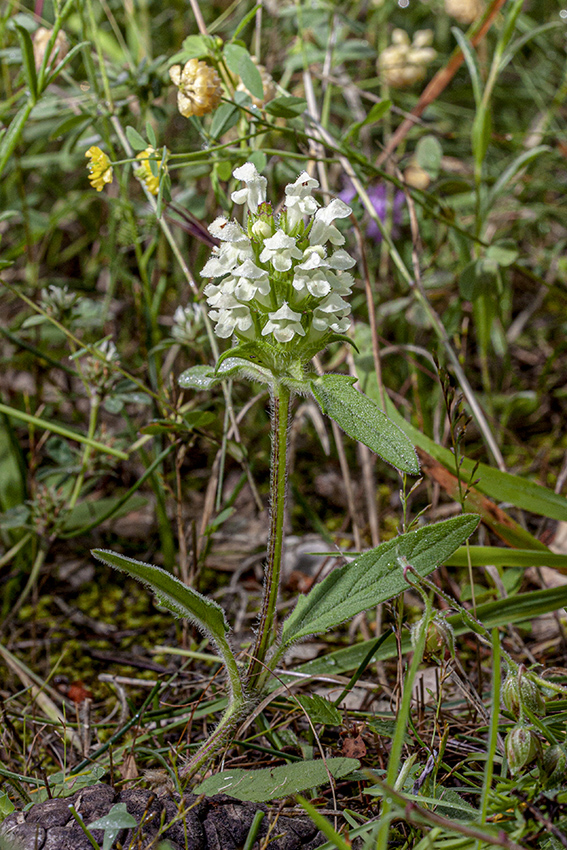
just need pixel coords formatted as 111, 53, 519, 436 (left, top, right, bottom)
479, 628, 501, 832
67, 396, 100, 511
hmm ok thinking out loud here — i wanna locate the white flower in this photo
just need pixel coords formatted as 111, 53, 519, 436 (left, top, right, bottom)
259, 229, 303, 272
232, 259, 271, 301
208, 216, 249, 243
312, 292, 351, 332
209, 302, 253, 338
172, 303, 203, 343
204, 278, 238, 309
292, 268, 332, 299
231, 162, 267, 213
328, 249, 356, 270
284, 171, 320, 229
261, 302, 305, 343
297, 245, 328, 271
309, 199, 352, 246
201, 241, 254, 278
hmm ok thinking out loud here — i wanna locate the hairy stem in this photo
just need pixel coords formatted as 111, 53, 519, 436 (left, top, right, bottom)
246, 383, 290, 691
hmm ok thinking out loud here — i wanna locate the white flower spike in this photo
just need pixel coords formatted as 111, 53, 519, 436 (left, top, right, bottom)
231, 163, 268, 213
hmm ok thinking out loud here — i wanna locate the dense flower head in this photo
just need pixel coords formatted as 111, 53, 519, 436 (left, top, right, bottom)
169, 59, 223, 118
85, 146, 113, 192
378, 29, 437, 89
172, 303, 203, 344
200, 162, 356, 373
135, 146, 167, 196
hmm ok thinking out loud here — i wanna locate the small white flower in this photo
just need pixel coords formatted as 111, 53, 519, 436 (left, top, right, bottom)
328, 270, 354, 296
208, 216, 250, 243
232, 259, 271, 302
201, 239, 253, 278
292, 268, 332, 299
284, 171, 320, 228
311, 292, 351, 332
204, 279, 238, 309
262, 302, 305, 343
309, 199, 352, 246
259, 229, 303, 272
297, 245, 328, 271
209, 303, 253, 338
172, 303, 203, 343
231, 162, 267, 213
328, 249, 356, 270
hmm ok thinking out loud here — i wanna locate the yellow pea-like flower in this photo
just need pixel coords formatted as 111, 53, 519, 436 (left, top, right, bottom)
135, 146, 167, 196
85, 146, 113, 192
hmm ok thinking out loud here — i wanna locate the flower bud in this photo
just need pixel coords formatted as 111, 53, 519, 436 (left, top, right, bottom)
502, 671, 545, 719
169, 59, 223, 118
424, 617, 454, 658
251, 219, 273, 240
505, 725, 539, 776
541, 744, 567, 786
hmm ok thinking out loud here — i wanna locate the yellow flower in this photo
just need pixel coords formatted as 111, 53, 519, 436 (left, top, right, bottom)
169, 59, 223, 118
85, 146, 113, 192
135, 146, 167, 196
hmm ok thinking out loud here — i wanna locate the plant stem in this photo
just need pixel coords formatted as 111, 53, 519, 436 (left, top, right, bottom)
180, 631, 246, 782
68, 395, 100, 511
375, 597, 430, 850
246, 383, 290, 691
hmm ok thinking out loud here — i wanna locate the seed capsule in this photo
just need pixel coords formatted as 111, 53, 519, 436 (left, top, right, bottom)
505, 725, 539, 776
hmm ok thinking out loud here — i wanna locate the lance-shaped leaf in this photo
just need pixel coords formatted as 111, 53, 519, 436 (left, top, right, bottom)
92, 549, 229, 642
281, 514, 479, 645
194, 757, 359, 802
310, 374, 419, 475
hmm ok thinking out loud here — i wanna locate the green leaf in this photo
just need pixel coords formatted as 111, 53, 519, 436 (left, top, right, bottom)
282, 515, 479, 645
446, 546, 567, 570
343, 99, 391, 142
44, 42, 89, 87
91, 549, 229, 643
451, 27, 482, 107
486, 242, 519, 267
139, 411, 215, 435
126, 125, 147, 152
415, 135, 443, 179
288, 583, 567, 683
88, 803, 137, 850
223, 43, 263, 101
485, 145, 549, 210
265, 96, 307, 118
194, 758, 359, 802
178, 357, 269, 391
0, 792, 15, 823
209, 101, 240, 140
63, 495, 147, 532
296, 694, 342, 726
310, 374, 419, 475
146, 121, 157, 148
27, 766, 106, 805
16, 25, 38, 101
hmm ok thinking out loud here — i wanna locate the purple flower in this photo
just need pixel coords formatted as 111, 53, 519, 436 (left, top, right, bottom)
339, 181, 404, 242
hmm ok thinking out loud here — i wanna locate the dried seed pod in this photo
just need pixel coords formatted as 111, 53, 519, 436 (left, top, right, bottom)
33, 26, 68, 72
169, 59, 223, 118
378, 29, 436, 89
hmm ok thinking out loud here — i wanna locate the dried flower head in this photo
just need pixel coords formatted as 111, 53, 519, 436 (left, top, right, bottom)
33, 26, 68, 72
169, 59, 223, 118
200, 162, 356, 374
236, 60, 277, 108
135, 146, 167, 196
445, 0, 484, 25
85, 146, 113, 192
378, 29, 437, 89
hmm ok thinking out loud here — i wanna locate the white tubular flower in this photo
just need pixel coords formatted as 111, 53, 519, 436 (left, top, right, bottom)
209, 302, 253, 338
328, 271, 355, 296
232, 259, 271, 301
231, 163, 268, 213
297, 245, 328, 271
208, 216, 248, 243
292, 268, 332, 299
309, 199, 352, 246
259, 229, 303, 272
311, 292, 351, 333
328, 249, 356, 270
262, 302, 305, 343
204, 279, 238, 309
284, 171, 320, 229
